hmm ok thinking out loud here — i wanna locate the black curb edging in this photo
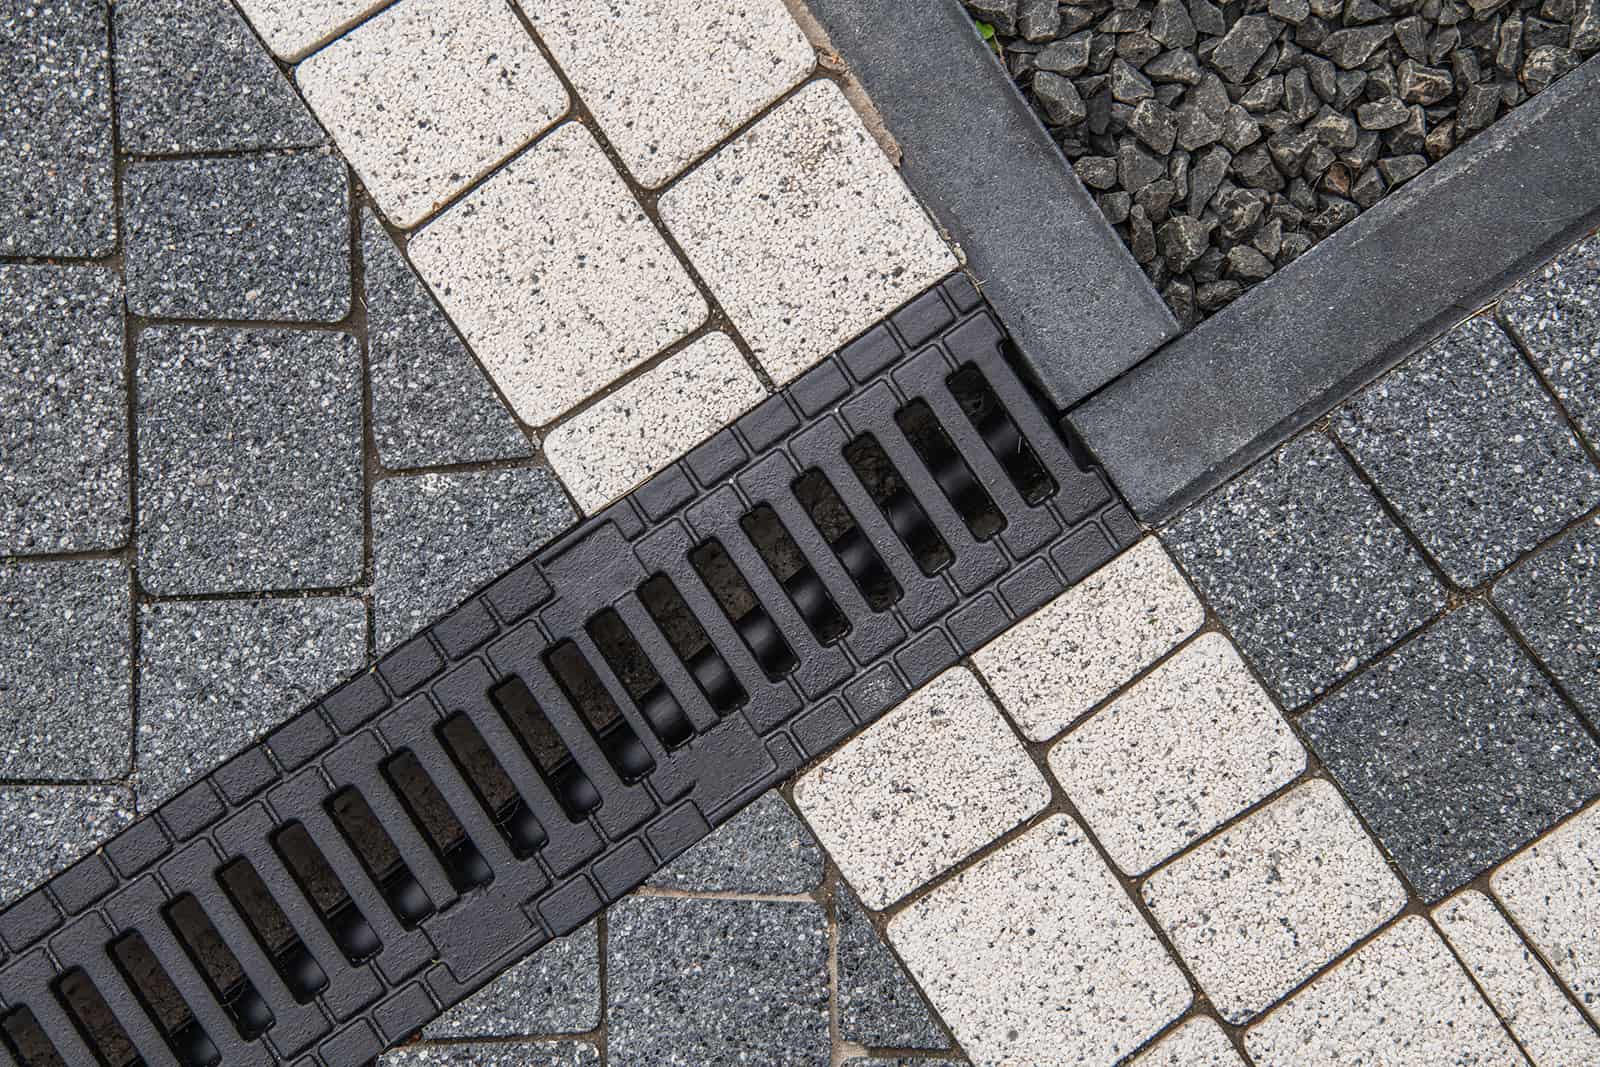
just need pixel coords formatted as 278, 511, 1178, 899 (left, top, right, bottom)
1069, 54, 1600, 525
801, 0, 1179, 410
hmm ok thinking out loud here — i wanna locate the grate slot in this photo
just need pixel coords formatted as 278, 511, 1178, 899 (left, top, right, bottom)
894, 399, 1005, 540
381, 751, 493, 893
438, 713, 547, 857
271, 823, 379, 964
637, 574, 744, 713
162, 896, 271, 1041
53, 969, 139, 1067
488, 676, 601, 820
0, 1006, 65, 1067
947, 363, 1055, 504
327, 787, 436, 928
688, 540, 798, 680
545, 641, 655, 782
741, 505, 850, 644
843, 434, 951, 575
215, 861, 327, 1004
109, 934, 219, 1067
587, 610, 694, 749
793, 468, 899, 611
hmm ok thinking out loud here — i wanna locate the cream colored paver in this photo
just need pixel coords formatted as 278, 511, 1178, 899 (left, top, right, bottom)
974, 538, 1204, 742
889, 814, 1191, 1067
409, 123, 706, 426
1245, 916, 1525, 1066
792, 666, 1049, 910
1048, 631, 1304, 875
659, 80, 955, 384
1492, 800, 1600, 1028
522, 0, 813, 187
1435, 889, 1600, 1065
296, 0, 567, 228
234, 0, 389, 60
1142, 779, 1407, 1023
545, 333, 766, 513
1131, 1018, 1247, 1067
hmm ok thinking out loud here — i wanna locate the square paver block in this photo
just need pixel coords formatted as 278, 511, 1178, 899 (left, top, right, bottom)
1141, 780, 1406, 1023
136, 326, 364, 594
0, 787, 133, 908
522, 0, 813, 187
647, 791, 823, 895
1335, 316, 1600, 587
0, 560, 132, 779
1164, 432, 1445, 708
1243, 916, 1522, 1067
137, 598, 366, 809
1495, 516, 1600, 728
1, 266, 127, 555
380, 1041, 598, 1067
124, 154, 350, 321
1435, 888, 1600, 1065
1302, 602, 1600, 901
1130, 1018, 1247, 1066
1048, 631, 1305, 875
411, 122, 706, 425
793, 665, 1050, 909
545, 332, 766, 512
297, 0, 567, 228
1500, 233, 1600, 449
424, 923, 599, 1038
974, 538, 1203, 741
234, 0, 389, 60
607, 897, 828, 1066
1491, 799, 1600, 1029
890, 814, 1192, 1067
659, 80, 955, 384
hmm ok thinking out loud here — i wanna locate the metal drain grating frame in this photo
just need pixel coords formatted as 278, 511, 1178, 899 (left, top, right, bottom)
0, 273, 1138, 1067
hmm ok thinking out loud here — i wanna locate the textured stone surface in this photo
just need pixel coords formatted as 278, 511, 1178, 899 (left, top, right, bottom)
361, 211, 530, 470
136, 326, 364, 595
1142, 780, 1406, 1023
0, 560, 131, 780
1164, 433, 1444, 707
793, 666, 1050, 909
424, 924, 599, 1038
1302, 603, 1600, 900
647, 792, 823, 895
835, 884, 946, 1050
380, 1041, 598, 1067
136, 598, 366, 809
1495, 517, 1600, 727
890, 814, 1191, 1067
1048, 632, 1305, 875
411, 123, 705, 426
545, 332, 766, 512
296, 0, 566, 227
124, 154, 351, 322
974, 538, 1203, 741
0, 787, 133, 908
233, 0, 390, 59
607, 896, 829, 1066
1131, 1018, 1247, 1066
659, 80, 955, 383
1501, 232, 1600, 448
1, 267, 127, 555
1335, 315, 1600, 585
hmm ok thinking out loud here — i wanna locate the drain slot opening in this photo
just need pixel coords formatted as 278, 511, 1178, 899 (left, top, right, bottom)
793, 469, 899, 611
381, 751, 492, 893
637, 574, 744, 712
488, 677, 601, 820
163, 895, 271, 1040
689, 540, 797, 680
327, 788, 434, 928
110, 931, 221, 1067
1, 1004, 66, 1067
947, 363, 1055, 504
272, 822, 380, 963
546, 641, 656, 782
438, 712, 547, 857
843, 435, 951, 575
216, 860, 327, 1003
587, 609, 693, 749
54, 968, 138, 1067
895, 399, 1005, 539
740, 505, 849, 644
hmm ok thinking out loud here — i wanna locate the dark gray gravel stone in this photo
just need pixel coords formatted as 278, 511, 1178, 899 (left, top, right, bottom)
380, 1041, 598, 1067
0, 787, 133, 908
124, 154, 350, 321
362, 212, 531, 471
0, 0, 115, 256
423, 923, 599, 1038
1494, 517, 1600, 726
136, 326, 364, 595
1302, 602, 1600, 899
1500, 232, 1600, 448
0, 559, 131, 779
371, 467, 575, 650
1, 266, 127, 555
646, 791, 823, 894
607, 897, 828, 1066
1164, 432, 1444, 707
136, 598, 366, 809
837, 884, 947, 1050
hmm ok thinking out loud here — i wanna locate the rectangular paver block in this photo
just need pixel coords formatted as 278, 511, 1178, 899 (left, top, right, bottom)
1500, 232, 1600, 451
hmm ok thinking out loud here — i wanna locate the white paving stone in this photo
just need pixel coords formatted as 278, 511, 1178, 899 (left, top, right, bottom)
792, 666, 1049, 910
1245, 916, 1525, 1067
522, 0, 813, 188
1142, 779, 1407, 1023
888, 813, 1192, 1067
658, 80, 955, 384
974, 538, 1204, 742
1131, 1018, 1247, 1067
409, 122, 706, 426
1492, 800, 1600, 1029
545, 333, 765, 513
1435, 889, 1600, 1066
296, 0, 567, 228
1048, 632, 1304, 875
235, 0, 389, 60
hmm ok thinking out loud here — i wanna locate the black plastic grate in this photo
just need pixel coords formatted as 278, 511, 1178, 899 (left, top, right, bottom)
0, 274, 1137, 1067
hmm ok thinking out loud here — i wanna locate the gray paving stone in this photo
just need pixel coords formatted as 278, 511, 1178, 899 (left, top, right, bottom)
0, 0, 115, 256
371, 467, 575, 650
113, 0, 325, 154
607, 896, 829, 1066
380, 1040, 598, 1067
0, 787, 133, 908
1302, 603, 1600, 900
136, 597, 366, 810
1335, 316, 1600, 587
1164, 432, 1444, 708
836, 883, 947, 1051
1501, 233, 1600, 449
646, 791, 822, 895
124, 154, 350, 322
1, 266, 127, 555
1495, 517, 1600, 727
362, 211, 531, 471
0, 559, 131, 780
423, 923, 599, 1039
135, 326, 364, 595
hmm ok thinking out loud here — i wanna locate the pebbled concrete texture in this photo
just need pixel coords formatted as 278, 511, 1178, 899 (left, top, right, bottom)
835, 884, 947, 1051
424, 923, 600, 1039
1501, 232, 1600, 449
1131, 1018, 1247, 1067
380, 1041, 598, 1067
647, 791, 823, 895
234, 0, 390, 60
0, 787, 133, 908
1495, 516, 1600, 728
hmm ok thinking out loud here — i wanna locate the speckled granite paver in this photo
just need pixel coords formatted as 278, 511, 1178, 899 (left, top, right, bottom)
646, 791, 823, 895
423, 923, 599, 1039
1501, 233, 1600, 449
380, 1041, 599, 1067
1131, 1018, 1247, 1067
836, 884, 947, 1051
0, 787, 133, 907
1495, 516, 1600, 727
233, 0, 389, 60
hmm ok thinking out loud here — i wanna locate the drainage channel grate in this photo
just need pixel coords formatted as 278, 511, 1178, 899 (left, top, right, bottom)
0, 274, 1137, 1067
